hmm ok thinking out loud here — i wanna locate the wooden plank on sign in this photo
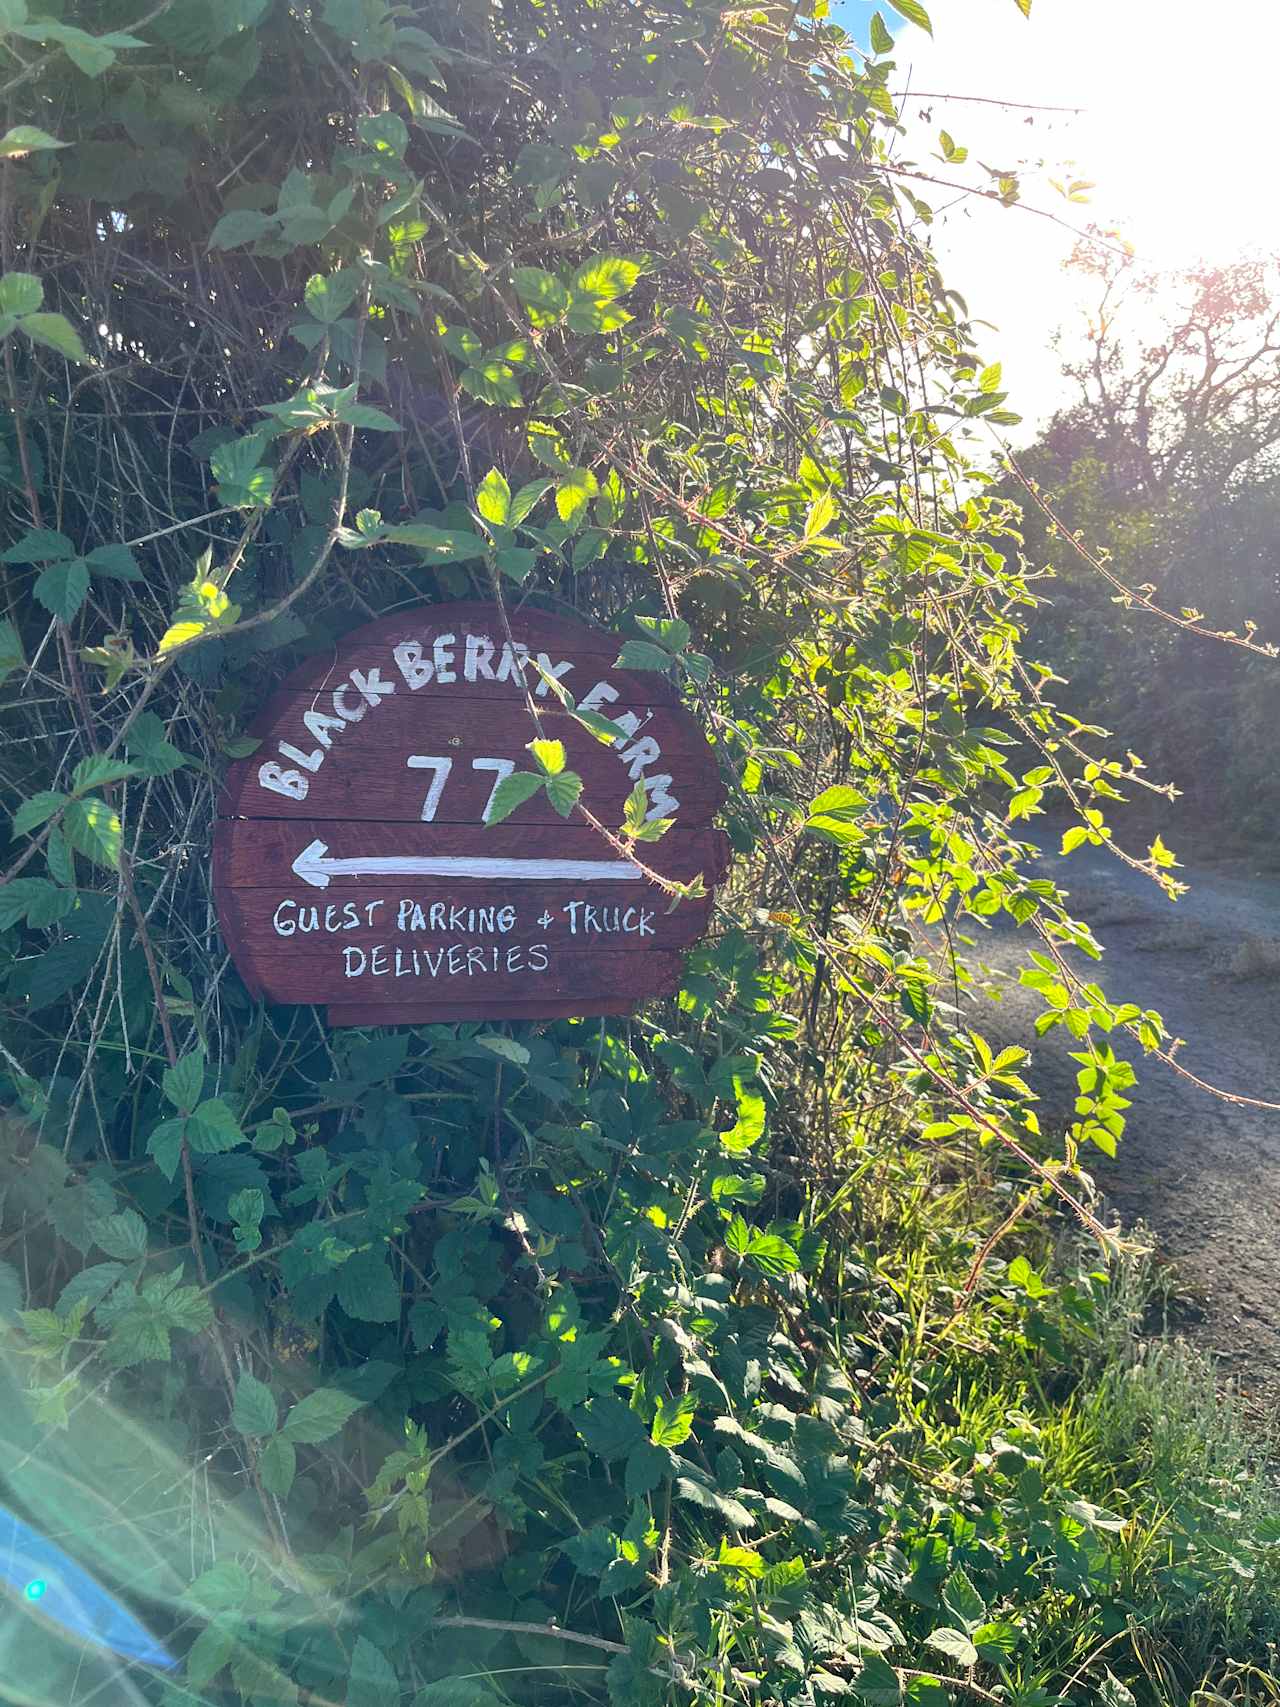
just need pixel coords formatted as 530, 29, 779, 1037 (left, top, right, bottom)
213, 821, 731, 889
219, 699, 721, 825
257, 602, 683, 704
298, 946, 687, 1018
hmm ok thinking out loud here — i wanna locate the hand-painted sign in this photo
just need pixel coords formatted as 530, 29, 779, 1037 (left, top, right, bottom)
213, 603, 728, 1025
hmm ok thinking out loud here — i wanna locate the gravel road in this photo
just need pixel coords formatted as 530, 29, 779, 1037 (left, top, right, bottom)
961, 843, 1280, 1406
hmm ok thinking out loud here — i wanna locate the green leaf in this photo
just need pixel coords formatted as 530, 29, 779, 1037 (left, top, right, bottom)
185, 1621, 236, 1690
1063, 1497, 1127, 1532
91, 1210, 148, 1262
512, 266, 570, 320
145, 1121, 182, 1181
260, 1433, 296, 1497
163, 1049, 205, 1112
187, 1098, 245, 1155
304, 270, 361, 323
924, 1627, 978, 1667
34, 556, 89, 621
483, 770, 542, 825
347, 1635, 399, 1707
572, 255, 641, 301
62, 797, 121, 870
544, 769, 582, 818
56, 1262, 122, 1319
0, 877, 57, 929
650, 1392, 696, 1447
851, 1653, 901, 1704
0, 619, 23, 685
336, 1246, 400, 1321
85, 543, 142, 581
281, 1386, 364, 1444
357, 111, 408, 155
745, 1231, 799, 1278
71, 755, 137, 794
383, 523, 488, 562
0, 127, 66, 159
869, 10, 895, 51
625, 1440, 671, 1499
941, 1566, 986, 1633
979, 361, 1003, 393
475, 467, 511, 526
339, 401, 402, 431
20, 311, 88, 362
232, 1372, 278, 1437
474, 1035, 531, 1066
509, 477, 553, 524
495, 546, 537, 582
804, 488, 837, 538
184, 1559, 253, 1614
555, 466, 598, 525
615, 639, 673, 673
13, 791, 67, 836
209, 208, 275, 250
0, 271, 40, 314
674, 1474, 753, 1530
459, 360, 521, 407
1, 528, 73, 564
528, 737, 565, 776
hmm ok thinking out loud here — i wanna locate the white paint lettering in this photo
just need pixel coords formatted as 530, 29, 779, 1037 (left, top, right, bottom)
350, 667, 395, 706
407, 754, 453, 822
343, 945, 366, 978
533, 652, 574, 696
332, 682, 365, 723
580, 680, 619, 712
303, 707, 347, 749
259, 761, 309, 801
464, 634, 496, 681
431, 632, 458, 683
364, 900, 384, 927
273, 900, 297, 936
472, 756, 515, 821
393, 639, 433, 689
644, 774, 679, 820
278, 741, 324, 774
495, 641, 530, 682
621, 735, 662, 780
370, 945, 389, 976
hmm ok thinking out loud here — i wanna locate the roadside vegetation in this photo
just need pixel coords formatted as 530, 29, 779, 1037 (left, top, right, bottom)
0, 0, 1276, 1703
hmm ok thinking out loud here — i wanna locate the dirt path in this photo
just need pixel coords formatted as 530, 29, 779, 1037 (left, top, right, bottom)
962, 844, 1280, 1406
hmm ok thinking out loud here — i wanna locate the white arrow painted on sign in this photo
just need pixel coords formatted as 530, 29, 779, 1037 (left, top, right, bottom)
291, 838, 644, 891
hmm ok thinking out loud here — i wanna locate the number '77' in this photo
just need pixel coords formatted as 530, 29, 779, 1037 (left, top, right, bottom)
406, 756, 515, 823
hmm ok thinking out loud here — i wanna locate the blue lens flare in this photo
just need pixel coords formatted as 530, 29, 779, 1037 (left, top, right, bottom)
0, 1507, 173, 1668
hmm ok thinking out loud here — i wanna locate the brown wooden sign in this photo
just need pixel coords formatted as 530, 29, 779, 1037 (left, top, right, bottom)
212, 602, 728, 1026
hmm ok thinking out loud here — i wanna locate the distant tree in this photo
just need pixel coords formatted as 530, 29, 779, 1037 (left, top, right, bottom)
1059, 244, 1280, 500
1008, 245, 1280, 833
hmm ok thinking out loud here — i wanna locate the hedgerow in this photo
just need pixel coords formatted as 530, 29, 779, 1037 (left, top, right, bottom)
0, 0, 1269, 1704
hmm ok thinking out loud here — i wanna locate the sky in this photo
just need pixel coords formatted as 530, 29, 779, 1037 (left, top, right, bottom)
830, 0, 1280, 438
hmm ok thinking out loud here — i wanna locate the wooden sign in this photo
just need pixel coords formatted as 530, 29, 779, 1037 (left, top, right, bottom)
212, 603, 728, 1026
